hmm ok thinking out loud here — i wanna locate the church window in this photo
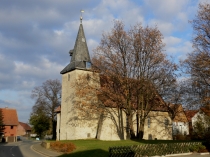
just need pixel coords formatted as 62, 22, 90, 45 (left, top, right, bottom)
86, 62, 91, 69
148, 117, 150, 128
68, 74, 70, 81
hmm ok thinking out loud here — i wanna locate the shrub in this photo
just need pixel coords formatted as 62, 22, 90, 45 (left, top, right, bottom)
109, 142, 205, 156
189, 144, 206, 152
50, 141, 76, 153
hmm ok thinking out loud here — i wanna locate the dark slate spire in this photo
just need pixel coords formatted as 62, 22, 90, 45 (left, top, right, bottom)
60, 15, 91, 74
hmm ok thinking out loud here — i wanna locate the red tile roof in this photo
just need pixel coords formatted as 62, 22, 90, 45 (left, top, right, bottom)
200, 107, 210, 117
0, 108, 18, 126
185, 110, 199, 121
19, 122, 31, 131
55, 105, 61, 112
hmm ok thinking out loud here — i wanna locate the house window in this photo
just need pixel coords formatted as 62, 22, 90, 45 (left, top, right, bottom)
68, 74, 70, 81
11, 126, 13, 129
148, 117, 150, 128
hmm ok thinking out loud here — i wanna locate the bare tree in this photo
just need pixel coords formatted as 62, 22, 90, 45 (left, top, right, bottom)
31, 79, 61, 139
92, 21, 177, 139
182, 2, 210, 107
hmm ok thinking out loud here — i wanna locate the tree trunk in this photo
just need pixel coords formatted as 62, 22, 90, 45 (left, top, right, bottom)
119, 108, 125, 140
139, 120, 144, 139
52, 120, 56, 140
129, 114, 135, 139
136, 112, 139, 138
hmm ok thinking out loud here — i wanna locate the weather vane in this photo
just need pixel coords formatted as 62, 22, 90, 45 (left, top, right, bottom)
80, 10, 84, 23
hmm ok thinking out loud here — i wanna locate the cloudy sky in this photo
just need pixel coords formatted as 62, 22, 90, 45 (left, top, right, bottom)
0, 0, 209, 123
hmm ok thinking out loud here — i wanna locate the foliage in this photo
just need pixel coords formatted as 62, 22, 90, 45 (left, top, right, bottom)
189, 144, 206, 152
0, 109, 5, 134
50, 141, 76, 153
192, 113, 210, 140
109, 142, 204, 156
29, 110, 50, 138
31, 79, 61, 139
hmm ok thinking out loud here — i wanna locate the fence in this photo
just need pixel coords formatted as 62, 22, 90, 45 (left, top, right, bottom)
109, 142, 202, 157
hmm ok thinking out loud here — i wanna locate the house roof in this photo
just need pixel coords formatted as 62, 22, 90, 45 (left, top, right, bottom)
19, 122, 31, 131
0, 108, 18, 126
185, 110, 199, 121
55, 105, 61, 113
169, 104, 188, 122
60, 20, 91, 74
200, 107, 210, 116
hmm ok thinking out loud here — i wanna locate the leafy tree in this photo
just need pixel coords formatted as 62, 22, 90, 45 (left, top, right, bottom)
29, 110, 50, 138
182, 2, 210, 107
31, 79, 61, 139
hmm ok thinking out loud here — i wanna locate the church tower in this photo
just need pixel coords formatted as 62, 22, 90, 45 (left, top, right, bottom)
58, 12, 99, 140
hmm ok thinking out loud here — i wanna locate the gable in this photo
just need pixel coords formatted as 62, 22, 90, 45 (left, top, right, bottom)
19, 122, 31, 131
1, 108, 18, 126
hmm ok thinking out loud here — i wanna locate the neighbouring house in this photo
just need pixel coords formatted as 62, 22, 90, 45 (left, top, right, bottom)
170, 104, 189, 136
186, 107, 210, 137
0, 107, 19, 142
185, 110, 199, 135
55, 17, 172, 141
17, 122, 32, 136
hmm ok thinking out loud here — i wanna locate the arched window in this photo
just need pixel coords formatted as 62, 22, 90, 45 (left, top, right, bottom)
148, 117, 150, 128
165, 118, 169, 128
68, 74, 70, 81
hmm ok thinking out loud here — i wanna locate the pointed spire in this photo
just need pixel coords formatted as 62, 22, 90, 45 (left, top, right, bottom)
60, 11, 91, 74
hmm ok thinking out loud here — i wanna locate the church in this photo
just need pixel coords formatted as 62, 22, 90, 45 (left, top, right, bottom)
55, 15, 173, 141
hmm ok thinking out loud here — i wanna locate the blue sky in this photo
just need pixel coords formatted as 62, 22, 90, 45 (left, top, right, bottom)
0, 0, 209, 123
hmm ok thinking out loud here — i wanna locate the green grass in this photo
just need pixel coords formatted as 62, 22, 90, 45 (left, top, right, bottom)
56, 139, 197, 157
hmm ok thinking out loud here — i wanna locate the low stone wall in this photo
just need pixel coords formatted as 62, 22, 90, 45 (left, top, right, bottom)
41, 141, 51, 149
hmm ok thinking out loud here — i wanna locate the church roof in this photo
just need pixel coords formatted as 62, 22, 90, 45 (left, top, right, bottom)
60, 21, 91, 74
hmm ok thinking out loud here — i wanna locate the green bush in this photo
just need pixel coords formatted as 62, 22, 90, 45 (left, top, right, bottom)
109, 142, 204, 156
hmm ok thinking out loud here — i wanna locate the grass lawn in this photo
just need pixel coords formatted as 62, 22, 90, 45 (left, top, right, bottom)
56, 139, 196, 157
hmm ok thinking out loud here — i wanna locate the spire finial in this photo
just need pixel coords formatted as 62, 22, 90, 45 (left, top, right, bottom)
80, 10, 84, 23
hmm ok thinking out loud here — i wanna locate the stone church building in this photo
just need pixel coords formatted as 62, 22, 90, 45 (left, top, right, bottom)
55, 17, 172, 141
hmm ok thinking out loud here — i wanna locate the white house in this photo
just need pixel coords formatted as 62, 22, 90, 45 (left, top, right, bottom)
170, 104, 189, 136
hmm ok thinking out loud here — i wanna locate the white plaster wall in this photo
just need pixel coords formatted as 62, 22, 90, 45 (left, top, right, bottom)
98, 108, 127, 140
56, 113, 61, 141
192, 111, 210, 130
98, 110, 172, 140
143, 111, 173, 140
60, 70, 100, 140
172, 122, 189, 135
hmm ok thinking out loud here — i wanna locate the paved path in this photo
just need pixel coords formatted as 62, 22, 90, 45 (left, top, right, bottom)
166, 152, 210, 157
32, 143, 62, 157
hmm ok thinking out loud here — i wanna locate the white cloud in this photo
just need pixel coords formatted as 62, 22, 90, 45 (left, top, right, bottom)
163, 36, 182, 47
148, 19, 174, 35
144, 0, 189, 21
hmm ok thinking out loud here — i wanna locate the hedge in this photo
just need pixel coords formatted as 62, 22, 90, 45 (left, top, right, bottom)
109, 142, 202, 157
